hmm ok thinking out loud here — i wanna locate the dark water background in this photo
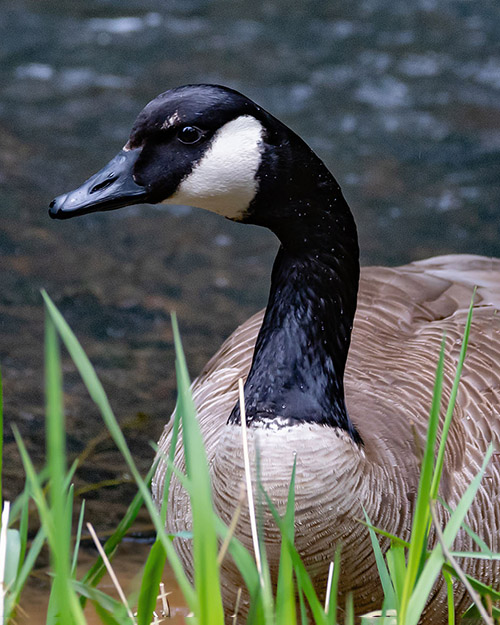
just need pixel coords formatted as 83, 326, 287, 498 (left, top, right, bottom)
1, 0, 500, 528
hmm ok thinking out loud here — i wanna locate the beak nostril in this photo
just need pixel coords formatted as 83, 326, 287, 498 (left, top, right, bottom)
90, 175, 118, 195
48, 148, 145, 218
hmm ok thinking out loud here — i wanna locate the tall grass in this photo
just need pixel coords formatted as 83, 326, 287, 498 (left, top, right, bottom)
0, 294, 498, 624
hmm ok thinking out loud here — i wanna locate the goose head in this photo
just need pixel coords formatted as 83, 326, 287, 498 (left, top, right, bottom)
49, 85, 272, 220
49, 85, 343, 237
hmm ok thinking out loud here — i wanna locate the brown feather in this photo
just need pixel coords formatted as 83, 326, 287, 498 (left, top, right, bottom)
153, 253, 500, 621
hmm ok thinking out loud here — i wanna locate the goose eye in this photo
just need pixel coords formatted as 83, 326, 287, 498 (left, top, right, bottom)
177, 126, 203, 145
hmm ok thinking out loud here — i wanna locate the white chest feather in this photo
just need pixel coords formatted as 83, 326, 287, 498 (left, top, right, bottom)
167, 115, 264, 220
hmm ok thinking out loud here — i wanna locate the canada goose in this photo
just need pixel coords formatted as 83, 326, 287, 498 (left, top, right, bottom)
49, 84, 500, 622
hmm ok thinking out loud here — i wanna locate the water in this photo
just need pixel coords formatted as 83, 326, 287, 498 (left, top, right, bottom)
17, 542, 187, 624
1, 0, 499, 616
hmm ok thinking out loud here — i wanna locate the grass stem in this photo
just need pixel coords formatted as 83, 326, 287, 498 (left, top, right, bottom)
238, 378, 263, 579
324, 561, 334, 614
87, 522, 136, 624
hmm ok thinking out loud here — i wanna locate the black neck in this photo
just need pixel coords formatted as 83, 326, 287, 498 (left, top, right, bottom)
228, 170, 361, 443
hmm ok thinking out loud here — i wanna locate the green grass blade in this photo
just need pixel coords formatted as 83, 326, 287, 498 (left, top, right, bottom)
41, 292, 197, 610
297, 584, 307, 625
399, 337, 446, 622
81, 461, 157, 590
93, 602, 126, 625
462, 603, 500, 622
253, 447, 276, 625
13, 426, 86, 625
159, 405, 182, 527
136, 540, 166, 625
13, 527, 45, 587
72, 579, 130, 617
4, 526, 46, 619
9, 467, 49, 522
439, 497, 493, 557
363, 509, 396, 610
263, 489, 328, 625
45, 307, 87, 625
455, 566, 500, 619
5, 528, 21, 590
45, 580, 58, 625
65, 482, 75, 569
72, 500, 86, 577
449, 551, 500, 560
455, 572, 500, 602
443, 569, 454, 625
291, 555, 327, 625
344, 593, 354, 625
13, 435, 55, 560
45, 305, 75, 623
215, 516, 262, 620
275, 460, 297, 625
406, 445, 494, 625
431, 296, 473, 500
172, 313, 224, 623
357, 519, 410, 549
385, 543, 406, 609
16, 482, 30, 577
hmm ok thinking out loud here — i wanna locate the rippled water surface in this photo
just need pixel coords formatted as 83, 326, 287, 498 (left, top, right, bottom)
1, 0, 499, 545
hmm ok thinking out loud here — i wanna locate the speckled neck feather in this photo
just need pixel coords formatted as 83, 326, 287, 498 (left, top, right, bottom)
228, 165, 361, 443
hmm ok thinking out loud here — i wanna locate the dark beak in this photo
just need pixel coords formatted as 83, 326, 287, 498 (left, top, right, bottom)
49, 148, 149, 219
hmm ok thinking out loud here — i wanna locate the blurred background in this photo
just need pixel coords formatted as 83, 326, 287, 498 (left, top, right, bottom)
1, 0, 500, 528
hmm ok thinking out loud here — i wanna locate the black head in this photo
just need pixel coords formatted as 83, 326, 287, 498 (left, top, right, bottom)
50, 85, 291, 221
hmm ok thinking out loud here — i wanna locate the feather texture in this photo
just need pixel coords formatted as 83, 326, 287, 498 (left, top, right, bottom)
153, 253, 500, 622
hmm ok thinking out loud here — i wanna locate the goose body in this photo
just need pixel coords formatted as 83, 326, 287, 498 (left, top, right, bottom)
49, 85, 500, 622
155, 254, 500, 621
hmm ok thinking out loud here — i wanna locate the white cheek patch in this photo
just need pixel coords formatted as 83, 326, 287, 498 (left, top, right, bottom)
166, 115, 264, 220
